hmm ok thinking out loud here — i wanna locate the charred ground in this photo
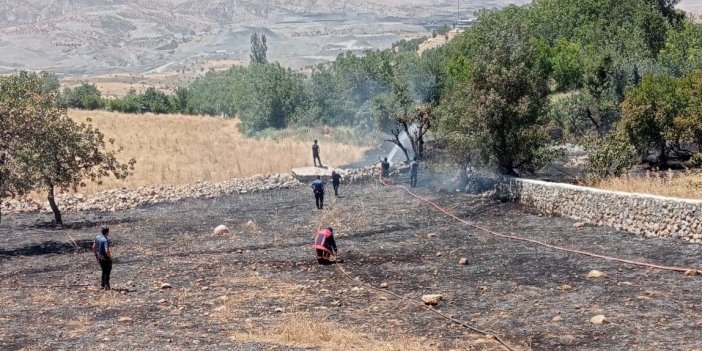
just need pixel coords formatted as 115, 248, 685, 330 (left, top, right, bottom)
0, 178, 700, 350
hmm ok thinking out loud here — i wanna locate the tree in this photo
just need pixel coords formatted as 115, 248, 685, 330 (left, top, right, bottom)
0, 73, 52, 223
620, 74, 688, 168
1, 72, 135, 226
250, 32, 268, 64
550, 39, 584, 91
445, 22, 550, 176
387, 104, 437, 161
62, 82, 105, 110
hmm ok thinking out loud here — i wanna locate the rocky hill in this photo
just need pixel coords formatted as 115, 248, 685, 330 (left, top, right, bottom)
0, 0, 527, 75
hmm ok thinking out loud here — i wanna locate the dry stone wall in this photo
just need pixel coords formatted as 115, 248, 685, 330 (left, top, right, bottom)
491, 177, 702, 243
1, 166, 379, 216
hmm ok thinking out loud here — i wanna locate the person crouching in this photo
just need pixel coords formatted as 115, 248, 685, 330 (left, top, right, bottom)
313, 227, 338, 265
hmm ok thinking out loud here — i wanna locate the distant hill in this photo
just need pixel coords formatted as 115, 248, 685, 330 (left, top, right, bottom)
0, 0, 527, 76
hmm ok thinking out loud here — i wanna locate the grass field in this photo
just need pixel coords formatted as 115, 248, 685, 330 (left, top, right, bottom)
593, 170, 702, 200
68, 110, 369, 195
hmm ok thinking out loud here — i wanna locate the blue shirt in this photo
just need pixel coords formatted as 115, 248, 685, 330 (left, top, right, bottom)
94, 234, 110, 260
311, 179, 325, 193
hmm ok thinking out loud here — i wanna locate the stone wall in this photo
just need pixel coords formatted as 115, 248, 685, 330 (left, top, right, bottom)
490, 177, 702, 243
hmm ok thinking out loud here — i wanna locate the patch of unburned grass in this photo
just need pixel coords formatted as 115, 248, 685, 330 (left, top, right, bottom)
233, 313, 430, 351
66, 110, 369, 195
593, 170, 702, 200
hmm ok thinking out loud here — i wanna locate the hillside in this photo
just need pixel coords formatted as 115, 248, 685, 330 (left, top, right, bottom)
0, 0, 527, 76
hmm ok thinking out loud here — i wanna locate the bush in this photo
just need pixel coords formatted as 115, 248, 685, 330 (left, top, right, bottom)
586, 132, 636, 180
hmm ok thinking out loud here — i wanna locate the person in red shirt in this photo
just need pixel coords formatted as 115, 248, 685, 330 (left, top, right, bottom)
313, 227, 338, 265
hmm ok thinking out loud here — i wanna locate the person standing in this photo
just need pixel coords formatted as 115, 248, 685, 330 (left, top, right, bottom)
331, 171, 342, 196
311, 176, 325, 209
380, 158, 390, 178
409, 157, 419, 188
92, 227, 113, 290
312, 140, 322, 167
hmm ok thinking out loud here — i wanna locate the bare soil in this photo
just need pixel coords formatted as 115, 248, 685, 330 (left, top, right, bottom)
1, 177, 701, 350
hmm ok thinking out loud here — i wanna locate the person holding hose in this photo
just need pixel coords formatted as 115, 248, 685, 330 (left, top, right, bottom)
313, 227, 339, 265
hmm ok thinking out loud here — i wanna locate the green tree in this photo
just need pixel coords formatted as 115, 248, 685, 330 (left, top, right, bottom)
445, 22, 551, 175
550, 39, 583, 91
250, 32, 268, 64
141, 87, 172, 114
63, 82, 105, 110
0, 72, 135, 226
620, 74, 688, 167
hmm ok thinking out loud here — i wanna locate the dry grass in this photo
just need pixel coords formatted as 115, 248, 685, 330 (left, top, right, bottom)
593, 170, 702, 200
233, 313, 430, 351
67, 110, 368, 195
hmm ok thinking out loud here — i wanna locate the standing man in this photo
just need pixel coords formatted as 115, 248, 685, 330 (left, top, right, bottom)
380, 158, 390, 178
331, 171, 342, 196
311, 175, 325, 209
409, 157, 419, 188
312, 140, 322, 167
92, 227, 113, 290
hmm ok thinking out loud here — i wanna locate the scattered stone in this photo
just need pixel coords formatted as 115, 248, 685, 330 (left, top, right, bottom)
214, 225, 230, 235
573, 222, 586, 228
459, 258, 468, 265
436, 252, 443, 257
552, 316, 563, 322
118, 317, 133, 322
274, 307, 284, 313
427, 233, 437, 238
160, 283, 173, 289
636, 296, 650, 301
587, 270, 607, 279
157, 299, 167, 304
559, 284, 573, 291
590, 315, 609, 325
421, 294, 443, 306
380, 282, 388, 289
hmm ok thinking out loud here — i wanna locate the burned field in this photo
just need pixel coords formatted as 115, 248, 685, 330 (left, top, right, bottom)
0, 180, 701, 351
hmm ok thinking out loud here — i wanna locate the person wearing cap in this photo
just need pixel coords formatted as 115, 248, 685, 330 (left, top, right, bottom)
313, 227, 338, 265
92, 226, 113, 290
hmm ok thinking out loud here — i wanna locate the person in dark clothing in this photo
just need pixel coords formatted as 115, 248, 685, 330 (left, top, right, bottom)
312, 140, 322, 167
311, 176, 325, 209
409, 157, 419, 188
313, 227, 338, 265
380, 158, 390, 178
92, 227, 113, 290
331, 171, 342, 196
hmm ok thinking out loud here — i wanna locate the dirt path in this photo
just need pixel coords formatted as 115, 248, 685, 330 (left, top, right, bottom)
0, 179, 700, 350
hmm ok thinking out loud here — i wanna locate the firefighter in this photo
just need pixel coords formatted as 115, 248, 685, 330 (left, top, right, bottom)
313, 227, 338, 265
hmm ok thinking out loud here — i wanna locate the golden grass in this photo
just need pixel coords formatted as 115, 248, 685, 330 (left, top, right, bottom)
233, 313, 430, 351
67, 110, 368, 195
593, 170, 702, 200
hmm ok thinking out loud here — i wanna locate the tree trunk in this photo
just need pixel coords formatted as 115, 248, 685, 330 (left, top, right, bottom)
47, 184, 62, 226
658, 139, 668, 169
